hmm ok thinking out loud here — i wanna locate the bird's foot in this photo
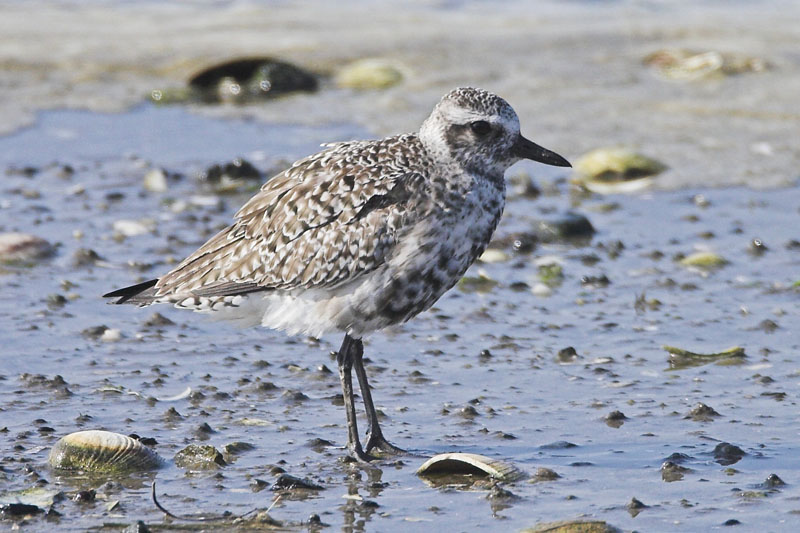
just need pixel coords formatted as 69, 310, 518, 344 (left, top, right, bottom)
347, 443, 379, 464
364, 433, 406, 457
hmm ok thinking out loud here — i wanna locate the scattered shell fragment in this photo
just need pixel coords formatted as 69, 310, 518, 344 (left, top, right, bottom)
0, 487, 64, 509
664, 345, 746, 370
522, 519, 621, 533
478, 248, 509, 264
143, 168, 168, 192
155, 386, 192, 402
680, 251, 729, 269
0, 233, 56, 265
572, 148, 666, 193
100, 328, 123, 342
457, 270, 498, 293
538, 262, 564, 286
416, 452, 525, 482
112, 219, 156, 237
644, 48, 769, 81
335, 58, 404, 89
48, 430, 165, 474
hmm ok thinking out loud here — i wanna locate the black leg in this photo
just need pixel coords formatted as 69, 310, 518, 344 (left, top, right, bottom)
337, 334, 374, 462
351, 338, 406, 456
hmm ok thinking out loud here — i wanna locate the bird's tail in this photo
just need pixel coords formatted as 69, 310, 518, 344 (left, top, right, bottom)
103, 279, 159, 305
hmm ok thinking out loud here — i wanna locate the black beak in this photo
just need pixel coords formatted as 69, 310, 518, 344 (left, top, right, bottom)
513, 135, 571, 167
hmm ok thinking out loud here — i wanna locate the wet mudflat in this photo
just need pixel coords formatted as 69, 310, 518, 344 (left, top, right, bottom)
2, 1, 800, 530
1, 105, 799, 532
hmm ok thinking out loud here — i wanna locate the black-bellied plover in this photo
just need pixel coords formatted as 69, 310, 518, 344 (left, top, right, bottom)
105, 87, 570, 461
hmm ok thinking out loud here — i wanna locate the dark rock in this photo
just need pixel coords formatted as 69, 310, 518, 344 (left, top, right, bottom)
199, 158, 261, 192
486, 485, 519, 501
174, 444, 226, 469
756, 319, 779, 333
81, 325, 109, 340
6, 165, 39, 177
762, 473, 786, 488
581, 274, 611, 287
72, 489, 96, 502
458, 405, 480, 418
194, 423, 215, 440
540, 441, 577, 450
556, 346, 579, 363
533, 211, 595, 244
0, 502, 44, 517
272, 473, 324, 491
605, 410, 627, 428
282, 390, 309, 403
661, 461, 692, 482
72, 248, 102, 267
714, 443, 746, 465
187, 58, 318, 103
306, 438, 334, 452
531, 467, 561, 482
748, 238, 768, 255
627, 497, 648, 517
123, 521, 152, 533
143, 313, 175, 328
685, 402, 721, 421
46, 294, 68, 309
250, 478, 269, 492
222, 441, 255, 455
162, 407, 183, 421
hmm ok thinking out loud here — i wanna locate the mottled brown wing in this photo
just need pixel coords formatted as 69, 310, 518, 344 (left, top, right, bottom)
151, 138, 423, 299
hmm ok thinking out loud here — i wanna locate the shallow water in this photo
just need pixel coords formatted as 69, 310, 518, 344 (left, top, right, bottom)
2, 1, 800, 531
1, 104, 799, 532
2, 0, 800, 187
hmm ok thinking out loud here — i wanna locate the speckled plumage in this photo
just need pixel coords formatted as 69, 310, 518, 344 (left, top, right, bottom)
110, 89, 540, 336
105, 87, 570, 460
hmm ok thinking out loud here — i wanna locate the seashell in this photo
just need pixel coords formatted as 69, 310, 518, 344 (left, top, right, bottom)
571, 148, 666, 194
522, 519, 622, 533
416, 452, 525, 482
335, 58, 403, 90
664, 345, 745, 370
679, 251, 728, 269
0, 232, 55, 265
48, 430, 164, 474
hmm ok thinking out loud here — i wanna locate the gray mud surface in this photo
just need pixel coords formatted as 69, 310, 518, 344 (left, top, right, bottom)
2, 1, 800, 532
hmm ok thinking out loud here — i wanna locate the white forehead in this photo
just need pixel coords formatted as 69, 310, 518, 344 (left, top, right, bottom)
434, 88, 521, 132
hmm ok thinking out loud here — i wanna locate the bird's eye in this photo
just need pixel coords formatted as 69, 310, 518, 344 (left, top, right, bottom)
469, 120, 492, 136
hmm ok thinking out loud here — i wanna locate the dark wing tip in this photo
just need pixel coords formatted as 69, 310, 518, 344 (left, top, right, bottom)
103, 279, 159, 304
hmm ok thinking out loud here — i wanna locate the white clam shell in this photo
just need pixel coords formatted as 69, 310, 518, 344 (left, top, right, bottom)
48, 430, 164, 473
416, 452, 525, 482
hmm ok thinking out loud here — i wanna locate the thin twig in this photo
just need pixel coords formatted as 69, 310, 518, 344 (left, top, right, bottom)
150, 480, 260, 522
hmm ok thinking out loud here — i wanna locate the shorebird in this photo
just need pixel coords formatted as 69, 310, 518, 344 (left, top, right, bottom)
104, 87, 570, 461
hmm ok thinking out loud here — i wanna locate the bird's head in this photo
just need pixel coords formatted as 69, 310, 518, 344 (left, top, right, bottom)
419, 87, 571, 175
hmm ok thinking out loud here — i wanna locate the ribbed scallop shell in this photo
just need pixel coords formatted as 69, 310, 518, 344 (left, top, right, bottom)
416, 452, 525, 482
48, 430, 164, 474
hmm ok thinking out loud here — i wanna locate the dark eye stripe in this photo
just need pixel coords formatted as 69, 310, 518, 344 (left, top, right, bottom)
469, 120, 491, 136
